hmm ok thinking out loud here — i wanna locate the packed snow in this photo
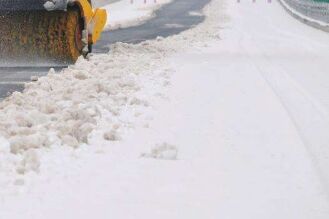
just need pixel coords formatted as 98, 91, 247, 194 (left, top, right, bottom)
1, 0, 329, 218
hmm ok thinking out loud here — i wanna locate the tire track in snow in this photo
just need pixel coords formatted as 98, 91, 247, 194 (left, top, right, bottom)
238, 41, 328, 193
232, 2, 329, 195
255, 56, 329, 196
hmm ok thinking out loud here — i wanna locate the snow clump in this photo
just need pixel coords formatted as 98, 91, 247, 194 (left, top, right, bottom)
43, 0, 66, 11
142, 143, 178, 160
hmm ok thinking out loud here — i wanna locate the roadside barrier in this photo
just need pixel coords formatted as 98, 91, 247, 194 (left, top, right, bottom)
279, 0, 329, 31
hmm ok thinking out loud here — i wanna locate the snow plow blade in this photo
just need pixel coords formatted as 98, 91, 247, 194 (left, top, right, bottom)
0, 0, 107, 66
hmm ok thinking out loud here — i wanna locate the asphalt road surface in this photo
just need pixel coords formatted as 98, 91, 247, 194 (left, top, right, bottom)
0, 0, 210, 100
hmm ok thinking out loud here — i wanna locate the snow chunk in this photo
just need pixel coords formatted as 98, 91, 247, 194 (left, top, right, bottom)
48, 68, 56, 75
189, 11, 203, 17
30, 76, 38, 82
61, 135, 79, 148
43, 1, 56, 11
16, 149, 40, 174
103, 125, 121, 142
9, 133, 49, 154
43, 0, 66, 11
165, 23, 185, 28
142, 143, 178, 160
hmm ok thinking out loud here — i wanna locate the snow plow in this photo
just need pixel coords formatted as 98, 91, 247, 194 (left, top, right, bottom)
0, 0, 107, 65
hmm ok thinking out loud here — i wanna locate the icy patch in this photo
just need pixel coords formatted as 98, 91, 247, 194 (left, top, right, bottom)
164, 23, 185, 28
141, 143, 178, 160
189, 11, 203, 17
9, 133, 49, 154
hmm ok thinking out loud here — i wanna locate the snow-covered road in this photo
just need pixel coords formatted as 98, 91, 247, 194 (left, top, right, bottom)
1, 0, 329, 218
230, 0, 329, 190
145, 1, 329, 217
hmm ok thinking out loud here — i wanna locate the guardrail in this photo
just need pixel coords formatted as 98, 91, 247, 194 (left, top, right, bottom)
279, 0, 329, 31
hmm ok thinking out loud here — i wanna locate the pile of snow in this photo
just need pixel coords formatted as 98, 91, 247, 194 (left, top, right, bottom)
0, 43, 166, 174
0, 0, 219, 178
0, 0, 218, 194
103, 0, 172, 30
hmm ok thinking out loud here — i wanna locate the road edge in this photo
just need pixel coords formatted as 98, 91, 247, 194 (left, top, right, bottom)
278, 0, 329, 33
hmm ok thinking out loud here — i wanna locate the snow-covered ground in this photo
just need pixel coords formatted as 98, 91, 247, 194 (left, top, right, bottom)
103, 0, 172, 30
1, 0, 329, 218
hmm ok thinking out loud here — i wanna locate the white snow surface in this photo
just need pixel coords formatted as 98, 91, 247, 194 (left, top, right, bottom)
103, 0, 172, 30
1, 0, 329, 218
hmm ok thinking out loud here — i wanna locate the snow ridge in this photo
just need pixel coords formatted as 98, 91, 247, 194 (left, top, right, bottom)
0, 0, 219, 179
